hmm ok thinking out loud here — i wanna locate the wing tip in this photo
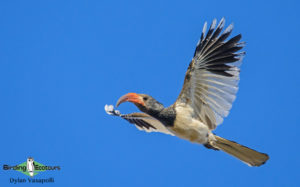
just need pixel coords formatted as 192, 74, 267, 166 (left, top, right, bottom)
224, 23, 234, 34
105, 104, 120, 116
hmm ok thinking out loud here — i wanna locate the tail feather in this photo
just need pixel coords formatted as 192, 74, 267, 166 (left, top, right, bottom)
211, 135, 269, 166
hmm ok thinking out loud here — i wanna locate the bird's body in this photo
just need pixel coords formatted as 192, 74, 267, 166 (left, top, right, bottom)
105, 18, 269, 166
171, 103, 210, 144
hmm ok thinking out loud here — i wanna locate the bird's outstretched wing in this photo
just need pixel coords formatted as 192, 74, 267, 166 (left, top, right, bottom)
105, 105, 174, 135
176, 18, 245, 130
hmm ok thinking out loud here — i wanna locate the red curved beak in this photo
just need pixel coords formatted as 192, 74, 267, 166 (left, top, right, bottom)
116, 93, 144, 107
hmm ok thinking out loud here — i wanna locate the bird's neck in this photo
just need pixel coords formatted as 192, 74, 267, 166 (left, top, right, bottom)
151, 106, 176, 127
146, 106, 164, 116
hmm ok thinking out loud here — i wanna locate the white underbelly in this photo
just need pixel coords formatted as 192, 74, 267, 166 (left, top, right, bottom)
168, 105, 210, 144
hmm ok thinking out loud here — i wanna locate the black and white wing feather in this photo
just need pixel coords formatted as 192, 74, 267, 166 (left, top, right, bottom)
105, 105, 174, 135
176, 18, 245, 130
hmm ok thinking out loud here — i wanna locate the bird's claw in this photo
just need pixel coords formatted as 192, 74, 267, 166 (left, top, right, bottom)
104, 104, 120, 116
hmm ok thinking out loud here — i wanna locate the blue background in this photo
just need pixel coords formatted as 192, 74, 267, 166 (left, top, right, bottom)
0, 0, 299, 186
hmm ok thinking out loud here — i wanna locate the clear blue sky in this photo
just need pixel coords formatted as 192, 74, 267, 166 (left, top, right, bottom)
0, 0, 299, 186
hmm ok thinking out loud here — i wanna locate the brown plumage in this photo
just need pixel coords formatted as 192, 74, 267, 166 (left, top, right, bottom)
105, 18, 269, 167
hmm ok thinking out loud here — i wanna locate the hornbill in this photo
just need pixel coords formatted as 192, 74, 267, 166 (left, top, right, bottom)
105, 18, 269, 166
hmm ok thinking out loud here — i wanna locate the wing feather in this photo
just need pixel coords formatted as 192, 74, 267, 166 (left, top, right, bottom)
105, 105, 174, 135
176, 18, 245, 130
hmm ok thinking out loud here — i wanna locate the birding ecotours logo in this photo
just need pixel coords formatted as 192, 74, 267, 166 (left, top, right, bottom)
3, 157, 61, 177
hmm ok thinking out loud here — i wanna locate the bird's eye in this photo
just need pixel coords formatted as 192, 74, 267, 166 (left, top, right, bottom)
143, 97, 148, 101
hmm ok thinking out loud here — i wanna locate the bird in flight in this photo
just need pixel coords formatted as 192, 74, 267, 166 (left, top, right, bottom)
105, 18, 269, 166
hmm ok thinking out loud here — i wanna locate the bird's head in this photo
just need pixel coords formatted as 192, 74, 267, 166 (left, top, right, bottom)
116, 93, 164, 115
27, 157, 34, 163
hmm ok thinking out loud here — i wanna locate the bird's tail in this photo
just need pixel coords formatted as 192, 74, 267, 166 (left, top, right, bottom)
211, 135, 269, 166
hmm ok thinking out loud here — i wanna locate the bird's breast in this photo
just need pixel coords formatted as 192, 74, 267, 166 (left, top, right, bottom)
168, 104, 210, 144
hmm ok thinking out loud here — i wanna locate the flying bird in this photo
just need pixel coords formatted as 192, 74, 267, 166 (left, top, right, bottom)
105, 18, 269, 166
